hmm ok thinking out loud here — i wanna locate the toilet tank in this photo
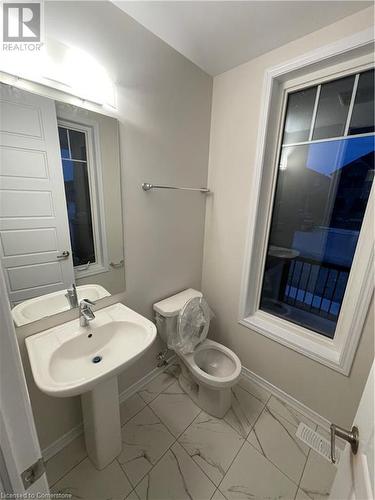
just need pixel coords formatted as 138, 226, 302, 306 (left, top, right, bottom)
153, 289, 202, 344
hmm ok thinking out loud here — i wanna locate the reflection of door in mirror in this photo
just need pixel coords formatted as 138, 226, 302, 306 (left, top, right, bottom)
0, 85, 75, 304
0, 83, 125, 325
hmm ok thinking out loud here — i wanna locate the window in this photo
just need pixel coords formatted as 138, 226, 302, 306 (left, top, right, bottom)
57, 121, 107, 277
260, 69, 374, 339
239, 37, 374, 375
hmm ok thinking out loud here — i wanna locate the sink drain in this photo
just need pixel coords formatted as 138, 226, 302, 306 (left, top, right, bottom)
92, 355, 102, 364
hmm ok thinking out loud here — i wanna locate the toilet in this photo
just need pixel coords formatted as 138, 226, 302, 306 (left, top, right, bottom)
153, 289, 241, 418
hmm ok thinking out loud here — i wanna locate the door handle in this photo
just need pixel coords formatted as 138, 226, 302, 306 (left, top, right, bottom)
330, 423, 359, 464
57, 250, 70, 260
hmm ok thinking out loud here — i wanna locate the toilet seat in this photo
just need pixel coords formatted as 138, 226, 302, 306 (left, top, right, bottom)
175, 296, 210, 354
178, 339, 241, 389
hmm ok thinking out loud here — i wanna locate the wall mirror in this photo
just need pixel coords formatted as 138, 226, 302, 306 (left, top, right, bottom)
0, 82, 125, 326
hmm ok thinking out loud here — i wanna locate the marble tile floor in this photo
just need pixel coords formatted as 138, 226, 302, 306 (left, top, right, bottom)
46, 364, 337, 500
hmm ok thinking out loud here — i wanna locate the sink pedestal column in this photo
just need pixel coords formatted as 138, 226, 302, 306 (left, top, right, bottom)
81, 377, 122, 470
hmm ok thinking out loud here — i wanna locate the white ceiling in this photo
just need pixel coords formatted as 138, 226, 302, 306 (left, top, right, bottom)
114, 1, 371, 76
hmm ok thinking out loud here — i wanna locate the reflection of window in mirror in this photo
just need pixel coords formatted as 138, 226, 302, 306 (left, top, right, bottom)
57, 123, 103, 274
55, 104, 125, 296
58, 118, 108, 278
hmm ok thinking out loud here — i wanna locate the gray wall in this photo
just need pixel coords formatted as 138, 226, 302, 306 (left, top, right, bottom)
17, 1, 212, 450
202, 6, 374, 428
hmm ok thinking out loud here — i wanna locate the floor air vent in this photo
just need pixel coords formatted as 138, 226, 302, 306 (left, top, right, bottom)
296, 423, 340, 465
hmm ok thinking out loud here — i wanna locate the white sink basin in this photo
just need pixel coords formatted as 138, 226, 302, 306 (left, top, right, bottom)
26, 302, 157, 397
12, 284, 111, 326
26, 302, 156, 470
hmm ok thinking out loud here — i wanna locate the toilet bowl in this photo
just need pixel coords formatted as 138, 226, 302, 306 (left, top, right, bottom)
153, 289, 241, 418
178, 338, 241, 418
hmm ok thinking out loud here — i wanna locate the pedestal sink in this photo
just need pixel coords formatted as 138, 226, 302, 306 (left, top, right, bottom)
25, 303, 157, 469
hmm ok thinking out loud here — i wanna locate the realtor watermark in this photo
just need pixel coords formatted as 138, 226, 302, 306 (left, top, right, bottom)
2, 2, 43, 51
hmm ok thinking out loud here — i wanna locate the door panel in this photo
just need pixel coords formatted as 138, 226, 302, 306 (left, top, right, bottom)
0, 100, 43, 137
0, 84, 74, 305
1, 228, 57, 255
1, 190, 53, 217
0, 147, 47, 178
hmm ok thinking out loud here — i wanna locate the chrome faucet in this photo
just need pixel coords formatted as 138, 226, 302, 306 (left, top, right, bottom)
79, 299, 96, 327
65, 283, 78, 308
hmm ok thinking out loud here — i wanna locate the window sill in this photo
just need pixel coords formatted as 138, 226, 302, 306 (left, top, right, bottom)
239, 310, 344, 373
74, 263, 108, 279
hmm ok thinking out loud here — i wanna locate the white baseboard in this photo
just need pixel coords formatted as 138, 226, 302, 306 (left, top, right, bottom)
241, 366, 331, 431
42, 424, 84, 462
42, 355, 176, 462
42, 356, 330, 462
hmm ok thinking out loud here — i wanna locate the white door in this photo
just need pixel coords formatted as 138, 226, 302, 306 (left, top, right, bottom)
0, 264, 49, 495
0, 84, 74, 305
330, 361, 374, 500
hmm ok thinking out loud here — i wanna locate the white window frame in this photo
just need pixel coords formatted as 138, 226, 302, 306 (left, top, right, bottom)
239, 29, 374, 376
57, 118, 109, 279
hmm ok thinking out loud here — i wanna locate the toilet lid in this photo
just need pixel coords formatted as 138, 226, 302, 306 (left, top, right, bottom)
175, 297, 210, 354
